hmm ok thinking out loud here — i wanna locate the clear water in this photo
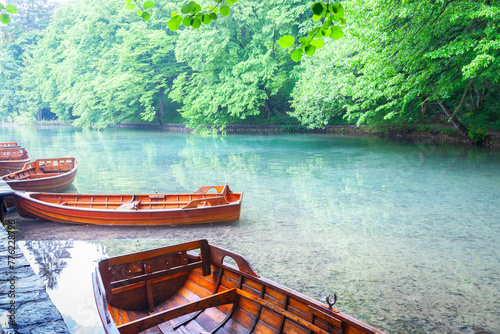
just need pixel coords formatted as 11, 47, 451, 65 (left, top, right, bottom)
2, 125, 500, 334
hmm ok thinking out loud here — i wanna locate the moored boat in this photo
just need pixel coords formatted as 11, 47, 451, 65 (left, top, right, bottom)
92, 239, 385, 334
0, 147, 31, 175
0, 142, 19, 148
2, 157, 77, 192
14, 184, 242, 226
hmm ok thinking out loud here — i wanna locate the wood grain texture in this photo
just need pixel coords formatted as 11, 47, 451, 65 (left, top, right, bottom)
93, 240, 385, 334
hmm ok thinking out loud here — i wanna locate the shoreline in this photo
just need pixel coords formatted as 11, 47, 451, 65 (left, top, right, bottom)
110, 122, 500, 148
3, 121, 500, 148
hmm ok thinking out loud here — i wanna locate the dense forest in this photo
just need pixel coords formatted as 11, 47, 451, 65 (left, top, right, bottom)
1, 0, 499, 142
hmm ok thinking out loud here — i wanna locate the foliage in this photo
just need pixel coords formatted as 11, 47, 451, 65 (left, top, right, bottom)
290, 0, 500, 140
20, 0, 184, 128
169, 0, 309, 130
166, 0, 239, 32
0, 2, 17, 24
468, 127, 489, 143
279, 2, 346, 62
0, 0, 58, 120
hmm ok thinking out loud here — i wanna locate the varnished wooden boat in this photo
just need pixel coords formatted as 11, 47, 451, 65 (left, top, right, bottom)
0, 147, 31, 175
0, 142, 19, 148
14, 184, 242, 226
93, 240, 385, 334
2, 157, 77, 192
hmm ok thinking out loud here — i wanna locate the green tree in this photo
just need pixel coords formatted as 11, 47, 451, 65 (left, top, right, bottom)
0, 0, 57, 120
291, 0, 500, 141
21, 0, 183, 128
169, 0, 310, 130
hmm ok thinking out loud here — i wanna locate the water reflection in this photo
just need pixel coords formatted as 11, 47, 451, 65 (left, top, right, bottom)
23, 240, 73, 289
4, 126, 500, 334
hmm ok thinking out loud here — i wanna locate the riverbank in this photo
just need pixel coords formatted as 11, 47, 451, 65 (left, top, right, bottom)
0, 219, 70, 334
114, 122, 500, 148
3, 121, 500, 148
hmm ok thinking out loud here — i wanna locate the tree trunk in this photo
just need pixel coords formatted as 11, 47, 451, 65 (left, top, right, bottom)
438, 101, 469, 138
264, 99, 271, 119
156, 84, 165, 125
421, 98, 428, 116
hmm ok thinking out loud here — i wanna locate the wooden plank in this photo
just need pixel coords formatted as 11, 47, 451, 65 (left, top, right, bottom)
117, 288, 238, 334
231, 307, 256, 330
187, 271, 217, 293
111, 262, 203, 289
309, 305, 343, 329
258, 308, 282, 330
108, 240, 207, 266
235, 289, 329, 334
253, 319, 279, 334
220, 318, 248, 334
183, 279, 212, 299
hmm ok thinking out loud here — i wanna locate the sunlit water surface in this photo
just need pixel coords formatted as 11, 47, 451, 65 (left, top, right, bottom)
2, 125, 500, 334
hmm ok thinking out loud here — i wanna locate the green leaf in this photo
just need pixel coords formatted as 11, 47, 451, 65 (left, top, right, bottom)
191, 17, 201, 29
226, 0, 238, 4
0, 4, 5, 10
331, 3, 344, 19
220, 5, 230, 16
171, 11, 177, 17
202, 14, 211, 25
311, 2, 324, 16
210, 13, 217, 20
181, 1, 196, 14
299, 37, 306, 44
5, 5, 17, 14
143, 1, 154, 9
312, 14, 321, 22
142, 12, 151, 21
278, 35, 294, 48
340, 17, 346, 25
192, 3, 201, 14
330, 26, 343, 39
291, 49, 304, 62
0, 13, 10, 24
323, 28, 331, 37
311, 39, 324, 49
136, 9, 143, 16
126, 3, 136, 10
182, 16, 192, 26
167, 15, 182, 31
305, 45, 316, 56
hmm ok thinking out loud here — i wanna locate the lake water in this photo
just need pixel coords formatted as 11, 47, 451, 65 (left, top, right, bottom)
2, 125, 500, 334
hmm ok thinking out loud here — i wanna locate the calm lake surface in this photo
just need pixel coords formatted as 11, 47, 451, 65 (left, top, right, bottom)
2, 125, 500, 334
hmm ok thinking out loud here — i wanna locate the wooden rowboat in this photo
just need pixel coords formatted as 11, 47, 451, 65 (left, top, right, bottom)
14, 184, 242, 226
0, 147, 31, 175
92, 240, 385, 334
2, 157, 78, 192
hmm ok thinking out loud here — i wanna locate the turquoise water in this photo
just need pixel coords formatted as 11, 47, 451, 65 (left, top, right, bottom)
2, 125, 500, 334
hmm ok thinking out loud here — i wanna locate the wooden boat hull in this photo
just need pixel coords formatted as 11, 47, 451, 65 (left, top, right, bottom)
93, 240, 385, 334
0, 147, 31, 175
3, 158, 78, 192
14, 185, 242, 226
